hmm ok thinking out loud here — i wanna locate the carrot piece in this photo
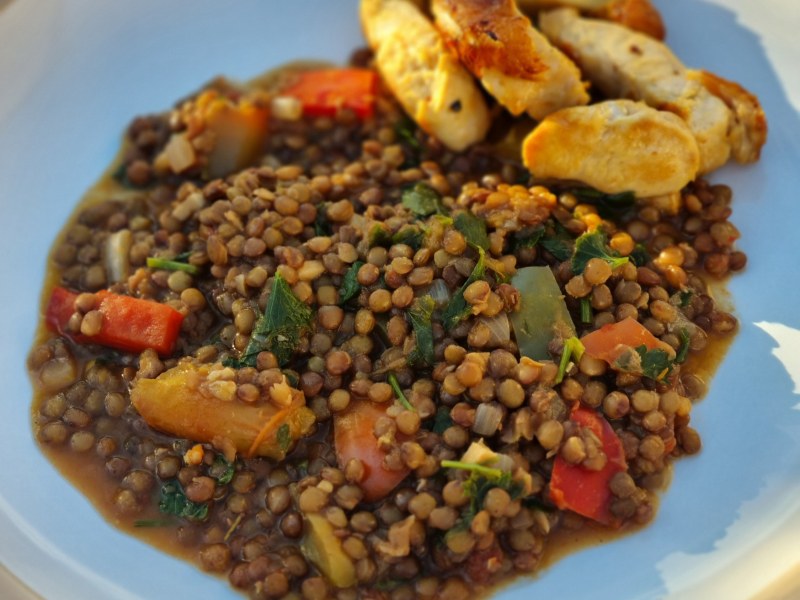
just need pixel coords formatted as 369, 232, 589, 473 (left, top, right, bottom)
580, 316, 662, 365
333, 400, 410, 502
45, 286, 184, 356
281, 68, 377, 119
549, 405, 627, 526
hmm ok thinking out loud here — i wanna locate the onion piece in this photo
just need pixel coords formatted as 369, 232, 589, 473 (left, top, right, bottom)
426, 278, 450, 307
104, 229, 132, 283
480, 313, 511, 347
472, 402, 505, 437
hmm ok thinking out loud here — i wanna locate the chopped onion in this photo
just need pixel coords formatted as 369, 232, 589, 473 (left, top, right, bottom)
104, 229, 132, 283
480, 314, 510, 347
427, 279, 450, 307
472, 402, 504, 437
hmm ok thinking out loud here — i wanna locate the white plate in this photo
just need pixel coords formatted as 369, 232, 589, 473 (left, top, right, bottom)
1, 1, 798, 598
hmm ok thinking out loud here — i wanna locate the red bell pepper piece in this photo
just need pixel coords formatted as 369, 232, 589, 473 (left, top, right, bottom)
45, 286, 184, 356
281, 68, 377, 119
333, 400, 410, 502
580, 316, 662, 365
549, 405, 627, 526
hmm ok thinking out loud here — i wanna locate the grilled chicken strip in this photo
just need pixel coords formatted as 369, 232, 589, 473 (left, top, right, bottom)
360, 0, 491, 151
538, 8, 766, 173
431, 0, 589, 121
522, 100, 700, 197
518, 0, 665, 39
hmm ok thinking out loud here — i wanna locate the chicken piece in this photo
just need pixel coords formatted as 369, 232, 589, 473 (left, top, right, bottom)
360, 0, 491, 151
517, 0, 665, 39
539, 8, 759, 174
522, 100, 700, 197
691, 69, 768, 163
431, 0, 589, 121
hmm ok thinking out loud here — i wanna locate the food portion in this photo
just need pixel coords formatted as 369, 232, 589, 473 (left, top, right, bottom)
28, 2, 763, 599
522, 99, 700, 197
360, 0, 491, 151
431, 0, 589, 120
538, 8, 767, 174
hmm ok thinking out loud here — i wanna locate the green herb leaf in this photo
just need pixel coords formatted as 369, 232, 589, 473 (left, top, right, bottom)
540, 224, 574, 262
580, 298, 593, 324
146, 256, 200, 275
441, 248, 487, 331
571, 230, 629, 275
315, 203, 332, 236
277, 423, 292, 454
571, 188, 636, 219
134, 518, 174, 528
511, 226, 545, 252
431, 406, 453, 434
392, 225, 425, 250
159, 481, 208, 521
402, 182, 448, 218
388, 373, 415, 412
368, 223, 393, 248
395, 116, 422, 167
556, 336, 585, 384
454, 211, 490, 251
636, 345, 674, 381
441, 460, 525, 527
339, 261, 364, 305
212, 454, 235, 485
630, 244, 651, 267
678, 290, 694, 308
407, 295, 435, 367
228, 273, 313, 368
675, 328, 691, 364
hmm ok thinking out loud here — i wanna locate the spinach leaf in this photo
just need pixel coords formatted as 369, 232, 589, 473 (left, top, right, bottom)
228, 273, 313, 368
339, 261, 364, 305
402, 182, 448, 218
454, 211, 490, 251
407, 295, 435, 367
571, 230, 629, 275
441, 248, 486, 331
159, 481, 208, 521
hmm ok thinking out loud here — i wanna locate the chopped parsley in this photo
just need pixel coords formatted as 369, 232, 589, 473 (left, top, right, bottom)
441, 460, 525, 527
402, 182, 448, 218
454, 211, 490, 251
339, 261, 364, 305
441, 247, 486, 331
158, 481, 208, 521
407, 295, 435, 367
276, 423, 292, 454
571, 230, 629, 275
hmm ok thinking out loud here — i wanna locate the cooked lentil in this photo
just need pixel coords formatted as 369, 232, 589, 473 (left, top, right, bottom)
28, 41, 747, 600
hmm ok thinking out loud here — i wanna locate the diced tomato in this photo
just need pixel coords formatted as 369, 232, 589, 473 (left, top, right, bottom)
45, 286, 184, 356
549, 405, 627, 526
580, 316, 662, 365
281, 68, 377, 120
333, 400, 410, 502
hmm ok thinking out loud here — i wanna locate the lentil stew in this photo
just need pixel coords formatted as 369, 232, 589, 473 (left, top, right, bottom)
28, 6, 756, 600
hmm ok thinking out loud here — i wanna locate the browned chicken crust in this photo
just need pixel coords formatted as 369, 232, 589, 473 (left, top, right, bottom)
432, 0, 589, 120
